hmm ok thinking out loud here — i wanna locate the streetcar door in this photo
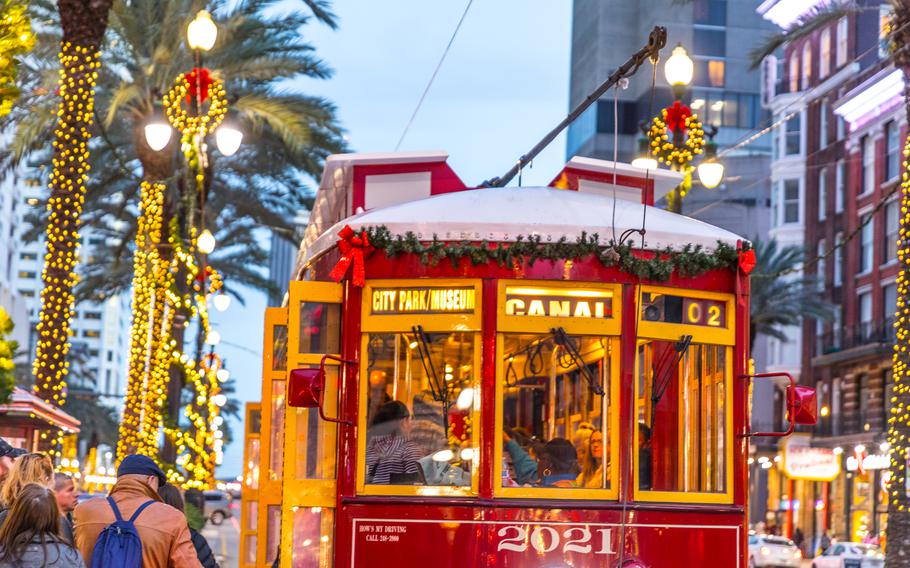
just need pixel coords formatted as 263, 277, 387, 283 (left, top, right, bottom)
239, 402, 261, 568
282, 281, 344, 568
258, 307, 288, 566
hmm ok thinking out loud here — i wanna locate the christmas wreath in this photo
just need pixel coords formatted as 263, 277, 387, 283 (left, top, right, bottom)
162, 67, 227, 135
647, 101, 705, 169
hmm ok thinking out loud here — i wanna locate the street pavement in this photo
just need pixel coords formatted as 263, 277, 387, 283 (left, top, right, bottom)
201, 514, 240, 568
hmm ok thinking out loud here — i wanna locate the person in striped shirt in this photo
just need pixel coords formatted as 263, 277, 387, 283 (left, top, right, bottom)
365, 401, 422, 485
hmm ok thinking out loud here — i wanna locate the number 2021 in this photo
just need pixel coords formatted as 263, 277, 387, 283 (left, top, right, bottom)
496, 525, 615, 555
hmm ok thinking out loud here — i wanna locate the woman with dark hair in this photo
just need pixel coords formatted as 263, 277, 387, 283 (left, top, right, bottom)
0, 483, 84, 567
537, 438, 580, 488
365, 400, 422, 484
159, 484, 219, 568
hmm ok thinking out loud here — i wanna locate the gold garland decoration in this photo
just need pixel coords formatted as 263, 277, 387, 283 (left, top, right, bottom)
162, 72, 227, 136
0, 0, 35, 116
33, 43, 101, 449
647, 111, 705, 170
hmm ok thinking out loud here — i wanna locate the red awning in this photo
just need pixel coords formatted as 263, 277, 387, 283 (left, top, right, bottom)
0, 388, 80, 434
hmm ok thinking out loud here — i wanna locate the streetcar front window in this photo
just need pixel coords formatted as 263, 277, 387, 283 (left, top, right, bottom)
363, 331, 478, 488
500, 333, 616, 492
637, 340, 729, 495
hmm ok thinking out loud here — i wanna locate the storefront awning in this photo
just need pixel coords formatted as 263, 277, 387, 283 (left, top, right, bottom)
0, 388, 80, 434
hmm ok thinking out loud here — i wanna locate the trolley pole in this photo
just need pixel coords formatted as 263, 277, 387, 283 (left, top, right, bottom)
482, 25, 667, 188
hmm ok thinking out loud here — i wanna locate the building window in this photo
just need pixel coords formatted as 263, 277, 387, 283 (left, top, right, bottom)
88, 349, 99, 358
694, 28, 725, 57
596, 100, 639, 135
107, 350, 113, 362
885, 200, 900, 263
17, 271, 35, 279
801, 42, 812, 90
818, 168, 827, 221
880, 4, 893, 58
836, 16, 849, 67
886, 120, 900, 181
820, 28, 832, 78
82, 330, 100, 338
789, 53, 799, 92
18, 290, 34, 298
858, 373, 871, 430
862, 135, 875, 194
859, 293, 873, 338
817, 239, 826, 291
884, 283, 898, 322
859, 214, 874, 274
105, 369, 112, 395
784, 113, 801, 156
819, 100, 828, 149
694, 0, 726, 26
834, 232, 844, 285
18, 252, 37, 261
83, 311, 102, 320
835, 160, 845, 213
783, 179, 800, 224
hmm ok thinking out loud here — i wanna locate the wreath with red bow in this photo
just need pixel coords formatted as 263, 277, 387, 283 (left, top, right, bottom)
647, 101, 705, 169
162, 67, 228, 135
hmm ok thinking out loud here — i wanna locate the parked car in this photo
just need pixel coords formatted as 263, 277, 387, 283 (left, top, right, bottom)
812, 543, 884, 568
748, 534, 802, 568
203, 489, 233, 525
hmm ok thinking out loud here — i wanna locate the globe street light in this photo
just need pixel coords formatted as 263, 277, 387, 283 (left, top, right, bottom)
215, 124, 243, 156
197, 229, 216, 254
697, 161, 725, 189
187, 10, 217, 52
205, 330, 221, 346
144, 122, 172, 151
212, 292, 231, 312
664, 44, 694, 89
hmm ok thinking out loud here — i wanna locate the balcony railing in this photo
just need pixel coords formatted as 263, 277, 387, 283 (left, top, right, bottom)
817, 318, 895, 356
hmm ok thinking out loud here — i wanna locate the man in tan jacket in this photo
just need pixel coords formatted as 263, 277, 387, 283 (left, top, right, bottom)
74, 454, 202, 568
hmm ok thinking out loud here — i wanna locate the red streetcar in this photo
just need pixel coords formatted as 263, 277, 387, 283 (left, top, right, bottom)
239, 147, 816, 568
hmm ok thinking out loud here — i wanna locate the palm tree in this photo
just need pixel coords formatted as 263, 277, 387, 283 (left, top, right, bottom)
2, 0, 345, 466
749, 238, 832, 351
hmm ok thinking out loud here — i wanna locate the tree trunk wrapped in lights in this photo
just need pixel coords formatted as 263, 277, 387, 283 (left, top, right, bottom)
118, 180, 173, 458
33, 0, 112, 429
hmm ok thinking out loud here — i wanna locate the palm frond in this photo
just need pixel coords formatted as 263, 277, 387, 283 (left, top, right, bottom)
748, 4, 857, 69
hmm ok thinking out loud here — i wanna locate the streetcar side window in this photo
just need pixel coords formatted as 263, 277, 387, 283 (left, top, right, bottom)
363, 331, 477, 488
637, 341, 728, 495
500, 333, 616, 492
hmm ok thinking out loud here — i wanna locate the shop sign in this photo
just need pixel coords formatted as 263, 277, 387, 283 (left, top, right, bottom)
846, 454, 890, 472
504, 287, 613, 319
371, 286, 476, 315
782, 436, 840, 481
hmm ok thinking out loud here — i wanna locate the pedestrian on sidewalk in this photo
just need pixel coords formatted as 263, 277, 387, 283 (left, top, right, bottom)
73, 454, 201, 568
158, 484, 220, 568
0, 440, 25, 485
54, 473, 78, 544
0, 483, 84, 567
0, 453, 54, 526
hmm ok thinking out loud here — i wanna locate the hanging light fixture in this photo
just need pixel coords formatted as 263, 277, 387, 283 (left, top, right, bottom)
631, 137, 658, 170
212, 292, 231, 312
215, 123, 243, 156
187, 10, 218, 51
205, 330, 221, 346
144, 108, 173, 152
696, 140, 725, 189
197, 229, 216, 254
212, 393, 227, 407
216, 368, 230, 382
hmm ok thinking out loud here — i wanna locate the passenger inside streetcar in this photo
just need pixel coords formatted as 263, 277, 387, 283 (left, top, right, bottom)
500, 331, 615, 491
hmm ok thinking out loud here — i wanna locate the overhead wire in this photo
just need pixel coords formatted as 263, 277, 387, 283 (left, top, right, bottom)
394, 0, 474, 151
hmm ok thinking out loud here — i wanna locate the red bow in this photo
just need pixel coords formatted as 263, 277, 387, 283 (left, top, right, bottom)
185, 67, 212, 103
739, 249, 756, 275
665, 101, 692, 133
329, 225, 374, 287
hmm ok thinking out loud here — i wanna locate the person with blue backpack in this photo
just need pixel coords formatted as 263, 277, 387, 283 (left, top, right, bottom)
73, 455, 202, 568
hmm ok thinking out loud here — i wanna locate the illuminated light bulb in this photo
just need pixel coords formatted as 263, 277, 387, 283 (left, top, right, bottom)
697, 161, 725, 189
833, 446, 844, 455
456, 388, 474, 410
214, 416, 224, 426
855, 444, 866, 454
213, 394, 227, 407
664, 44, 694, 87
216, 368, 230, 382
460, 448, 476, 461
212, 293, 231, 312
187, 10, 217, 51
820, 405, 830, 417
215, 124, 242, 156
631, 156, 658, 170
205, 330, 221, 346
432, 449, 454, 462
197, 229, 215, 254
144, 122, 172, 151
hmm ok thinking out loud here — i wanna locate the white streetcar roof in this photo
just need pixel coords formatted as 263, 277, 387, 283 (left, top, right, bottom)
303, 186, 746, 267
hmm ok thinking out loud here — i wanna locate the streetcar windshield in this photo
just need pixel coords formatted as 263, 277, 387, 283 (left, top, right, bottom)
500, 333, 615, 491
637, 340, 729, 494
363, 331, 477, 488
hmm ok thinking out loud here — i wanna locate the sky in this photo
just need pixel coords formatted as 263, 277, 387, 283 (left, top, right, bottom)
213, 0, 573, 478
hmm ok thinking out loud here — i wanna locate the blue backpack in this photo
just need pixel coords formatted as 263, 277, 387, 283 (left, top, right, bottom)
89, 496, 155, 568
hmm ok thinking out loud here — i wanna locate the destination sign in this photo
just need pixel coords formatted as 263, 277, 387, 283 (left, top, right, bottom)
504, 287, 613, 319
641, 292, 726, 328
371, 287, 476, 315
